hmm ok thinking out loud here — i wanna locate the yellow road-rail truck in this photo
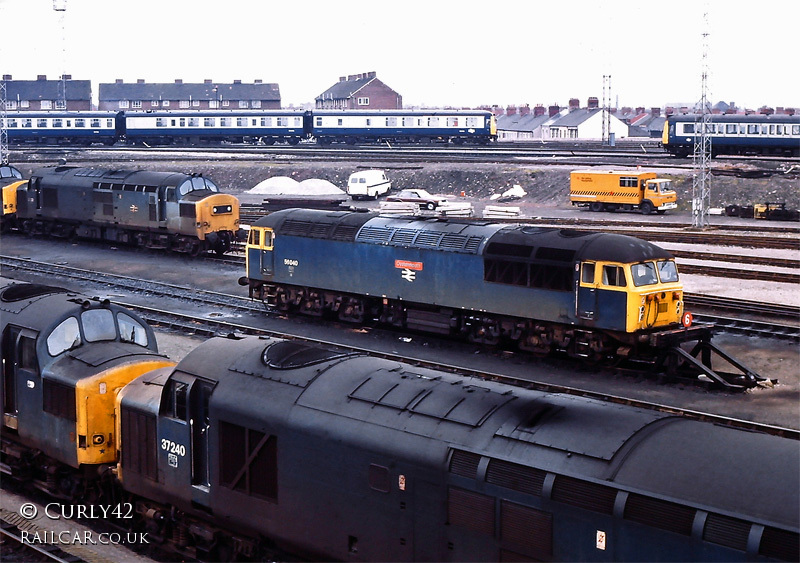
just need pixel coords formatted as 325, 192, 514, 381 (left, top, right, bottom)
570, 170, 677, 215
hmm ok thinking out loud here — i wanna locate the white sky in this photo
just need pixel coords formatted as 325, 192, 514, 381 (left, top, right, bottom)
1, 0, 796, 110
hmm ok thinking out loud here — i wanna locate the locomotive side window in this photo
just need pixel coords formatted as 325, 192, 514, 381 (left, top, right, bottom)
631, 262, 658, 287
581, 262, 595, 284
602, 265, 627, 287
118, 313, 149, 346
249, 229, 260, 246
165, 380, 188, 420
81, 309, 117, 342
47, 317, 82, 356
657, 260, 679, 283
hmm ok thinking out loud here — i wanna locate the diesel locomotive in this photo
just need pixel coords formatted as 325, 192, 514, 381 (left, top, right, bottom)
240, 209, 761, 389
2, 108, 497, 146
1, 279, 797, 561
15, 166, 245, 255
662, 113, 800, 157
1, 163, 24, 232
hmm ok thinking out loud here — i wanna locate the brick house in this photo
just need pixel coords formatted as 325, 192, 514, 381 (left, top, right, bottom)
98, 79, 281, 111
315, 72, 402, 110
2, 75, 92, 111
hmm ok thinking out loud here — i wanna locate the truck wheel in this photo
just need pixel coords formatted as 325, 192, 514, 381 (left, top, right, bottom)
640, 201, 654, 215
590, 202, 604, 212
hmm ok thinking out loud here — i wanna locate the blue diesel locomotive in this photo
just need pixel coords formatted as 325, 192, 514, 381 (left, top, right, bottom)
662, 113, 800, 157
239, 209, 761, 388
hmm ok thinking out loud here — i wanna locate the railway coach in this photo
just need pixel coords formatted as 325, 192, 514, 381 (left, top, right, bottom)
2, 111, 119, 145
15, 166, 244, 255
312, 109, 497, 145
240, 209, 759, 388
662, 113, 800, 157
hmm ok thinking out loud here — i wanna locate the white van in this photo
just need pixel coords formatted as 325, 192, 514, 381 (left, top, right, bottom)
347, 170, 391, 200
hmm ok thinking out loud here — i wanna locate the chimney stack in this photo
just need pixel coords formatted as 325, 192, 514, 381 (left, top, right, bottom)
587, 97, 599, 109
569, 98, 580, 110
650, 107, 661, 117
533, 105, 545, 117
137, 79, 145, 84
548, 105, 560, 117
506, 105, 517, 116
175, 79, 183, 84
37, 75, 47, 81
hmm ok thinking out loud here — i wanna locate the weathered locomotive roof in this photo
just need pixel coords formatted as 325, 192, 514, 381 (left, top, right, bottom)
488, 225, 674, 263
31, 166, 195, 187
254, 210, 673, 263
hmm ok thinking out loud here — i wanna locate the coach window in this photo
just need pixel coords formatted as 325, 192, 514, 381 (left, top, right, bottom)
82, 309, 118, 342
748, 124, 759, 134
725, 124, 737, 134
47, 317, 82, 356
602, 265, 627, 288
23, 119, 32, 128
792, 125, 800, 135
189, 118, 200, 127
581, 262, 596, 284
38, 119, 48, 128
75, 119, 85, 128
204, 118, 215, 127
683, 124, 695, 134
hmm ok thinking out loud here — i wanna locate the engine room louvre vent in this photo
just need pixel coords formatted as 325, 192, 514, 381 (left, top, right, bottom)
280, 220, 330, 239
357, 226, 392, 244
390, 229, 416, 245
623, 493, 695, 536
486, 459, 546, 496
551, 475, 616, 514
414, 231, 444, 247
703, 513, 750, 552
330, 224, 359, 242
448, 487, 495, 536
449, 449, 481, 479
759, 526, 800, 561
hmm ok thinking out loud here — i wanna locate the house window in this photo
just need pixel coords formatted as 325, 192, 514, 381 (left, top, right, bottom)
357, 97, 369, 106
209, 100, 219, 109
179, 100, 190, 108
239, 100, 249, 108
251, 100, 261, 108
222, 100, 229, 107
41, 100, 53, 110
162, 100, 170, 107
6, 100, 16, 110
132, 100, 142, 109
20, 100, 30, 108
192, 100, 200, 107
55, 100, 66, 110
118, 100, 129, 109
151, 100, 159, 107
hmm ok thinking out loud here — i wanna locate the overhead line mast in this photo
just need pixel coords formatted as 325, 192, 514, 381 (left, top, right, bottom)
691, 11, 712, 229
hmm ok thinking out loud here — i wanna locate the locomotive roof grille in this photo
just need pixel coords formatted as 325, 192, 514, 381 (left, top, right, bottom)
356, 225, 486, 254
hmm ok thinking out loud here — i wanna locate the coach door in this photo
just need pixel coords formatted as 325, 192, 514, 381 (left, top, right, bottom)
577, 262, 597, 321
1, 326, 39, 429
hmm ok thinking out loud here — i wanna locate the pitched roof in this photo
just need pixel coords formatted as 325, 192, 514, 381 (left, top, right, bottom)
549, 107, 602, 127
496, 112, 552, 132
6, 79, 92, 101
316, 76, 374, 101
98, 81, 280, 101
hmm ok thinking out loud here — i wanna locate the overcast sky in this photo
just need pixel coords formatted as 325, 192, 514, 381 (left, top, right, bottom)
1, 0, 796, 110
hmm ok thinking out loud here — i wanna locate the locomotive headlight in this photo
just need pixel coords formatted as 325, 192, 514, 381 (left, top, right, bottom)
213, 205, 233, 214
676, 301, 683, 315
638, 306, 645, 322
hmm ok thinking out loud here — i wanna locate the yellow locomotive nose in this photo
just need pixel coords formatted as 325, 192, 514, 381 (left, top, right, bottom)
194, 193, 241, 239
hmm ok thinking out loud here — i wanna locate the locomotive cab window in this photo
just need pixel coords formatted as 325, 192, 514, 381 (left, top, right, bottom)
82, 309, 117, 342
118, 312, 149, 346
164, 379, 188, 420
631, 262, 658, 287
657, 260, 679, 283
47, 317, 82, 356
581, 262, 595, 284
602, 265, 627, 287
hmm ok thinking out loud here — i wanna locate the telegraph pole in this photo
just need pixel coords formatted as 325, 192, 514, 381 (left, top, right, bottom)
691, 11, 712, 229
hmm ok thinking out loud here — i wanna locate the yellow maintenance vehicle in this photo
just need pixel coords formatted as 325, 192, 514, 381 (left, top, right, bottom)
570, 170, 677, 215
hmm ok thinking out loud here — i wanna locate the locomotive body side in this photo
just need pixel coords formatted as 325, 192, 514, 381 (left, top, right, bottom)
121, 335, 799, 561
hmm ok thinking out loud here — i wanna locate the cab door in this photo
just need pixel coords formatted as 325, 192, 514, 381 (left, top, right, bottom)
576, 262, 597, 322
159, 373, 216, 509
1, 326, 39, 430
246, 227, 274, 278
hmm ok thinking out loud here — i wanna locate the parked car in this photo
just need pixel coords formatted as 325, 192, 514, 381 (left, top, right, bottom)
346, 170, 391, 200
386, 189, 448, 210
